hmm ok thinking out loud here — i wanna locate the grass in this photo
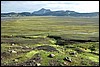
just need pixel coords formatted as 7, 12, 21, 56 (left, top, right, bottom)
25, 50, 39, 58
1, 16, 99, 66
1, 16, 99, 36
79, 53, 99, 62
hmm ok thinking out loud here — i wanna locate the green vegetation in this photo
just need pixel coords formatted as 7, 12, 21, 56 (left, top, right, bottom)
1, 16, 99, 66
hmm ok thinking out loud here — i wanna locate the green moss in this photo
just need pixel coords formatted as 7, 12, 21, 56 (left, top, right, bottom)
1, 16, 99, 66
25, 50, 39, 58
79, 53, 99, 62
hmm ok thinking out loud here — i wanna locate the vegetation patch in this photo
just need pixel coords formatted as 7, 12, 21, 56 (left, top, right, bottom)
35, 45, 58, 52
1, 16, 99, 66
25, 50, 39, 58
79, 53, 99, 62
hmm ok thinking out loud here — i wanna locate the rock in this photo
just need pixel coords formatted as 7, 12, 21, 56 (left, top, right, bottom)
11, 50, 17, 53
13, 59, 18, 62
16, 57, 22, 59
11, 43, 15, 46
48, 54, 55, 58
36, 63, 41, 66
63, 57, 72, 62
10, 35, 13, 37
70, 51, 76, 55
63, 61, 68, 65
29, 63, 32, 66
25, 46, 29, 48
32, 60, 36, 62
19, 46, 23, 48
8, 50, 12, 52
73, 55, 77, 57
1, 56, 2, 60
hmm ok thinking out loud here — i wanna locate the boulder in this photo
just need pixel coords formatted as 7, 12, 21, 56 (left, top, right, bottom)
32, 60, 36, 62
1, 56, 2, 60
11, 43, 15, 46
36, 63, 41, 66
25, 46, 29, 48
13, 59, 18, 62
70, 51, 76, 55
8, 50, 12, 52
48, 54, 55, 58
19, 46, 23, 48
11, 35, 13, 36
63, 57, 72, 62
11, 50, 17, 53
63, 61, 68, 65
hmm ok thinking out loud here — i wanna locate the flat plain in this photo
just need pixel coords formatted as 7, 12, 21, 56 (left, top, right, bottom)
1, 16, 99, 66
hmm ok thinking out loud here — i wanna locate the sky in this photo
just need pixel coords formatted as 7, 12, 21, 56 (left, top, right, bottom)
1, 1, 99, 13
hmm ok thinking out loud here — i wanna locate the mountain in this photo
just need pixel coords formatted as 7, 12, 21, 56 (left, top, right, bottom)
18, 12, 31, 16
1, 12, 17, 17
1, 12, 31, 17
32, 8, 51, 15
1, 8, 99, 17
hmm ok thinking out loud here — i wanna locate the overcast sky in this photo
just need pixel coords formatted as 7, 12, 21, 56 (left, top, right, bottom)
1, 1, 99, 13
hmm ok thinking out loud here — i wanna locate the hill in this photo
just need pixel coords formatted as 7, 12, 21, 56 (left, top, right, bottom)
1, 8, 99, 17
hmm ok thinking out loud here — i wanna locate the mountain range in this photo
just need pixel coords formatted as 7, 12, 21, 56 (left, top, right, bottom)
1, 8, 99, 17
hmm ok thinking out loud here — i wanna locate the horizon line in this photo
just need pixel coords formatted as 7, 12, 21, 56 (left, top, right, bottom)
1, 8, 99, 13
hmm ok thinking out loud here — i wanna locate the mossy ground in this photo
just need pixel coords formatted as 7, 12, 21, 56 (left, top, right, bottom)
1, 16, 99, 66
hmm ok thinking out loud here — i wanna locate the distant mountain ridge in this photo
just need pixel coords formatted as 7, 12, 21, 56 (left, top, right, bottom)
1, 8, 99, 17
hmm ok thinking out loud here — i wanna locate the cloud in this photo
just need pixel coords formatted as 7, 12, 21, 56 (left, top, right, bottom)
1, 1, 99, 13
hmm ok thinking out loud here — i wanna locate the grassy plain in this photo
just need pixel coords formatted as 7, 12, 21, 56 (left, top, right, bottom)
1, 16, 99, 66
